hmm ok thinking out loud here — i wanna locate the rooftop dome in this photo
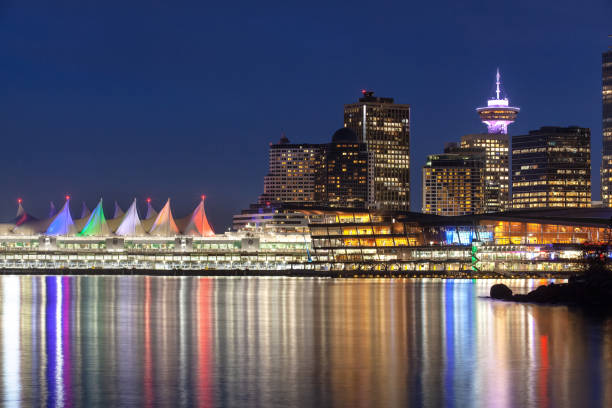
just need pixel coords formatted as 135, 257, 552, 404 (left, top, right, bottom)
331, 127, 358, 143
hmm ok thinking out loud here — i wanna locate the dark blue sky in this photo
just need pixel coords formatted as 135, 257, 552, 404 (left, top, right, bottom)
0, 1, 610, 230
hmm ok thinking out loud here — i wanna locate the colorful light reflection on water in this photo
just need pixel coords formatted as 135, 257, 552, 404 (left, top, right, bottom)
0, 276, 610, 407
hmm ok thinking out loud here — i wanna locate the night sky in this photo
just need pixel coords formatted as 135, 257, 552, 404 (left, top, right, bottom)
0, 1, 610, 231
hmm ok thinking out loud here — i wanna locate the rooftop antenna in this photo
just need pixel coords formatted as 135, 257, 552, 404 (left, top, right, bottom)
495, 68, 501, 100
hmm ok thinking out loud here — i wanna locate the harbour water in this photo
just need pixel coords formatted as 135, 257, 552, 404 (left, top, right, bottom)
0, 276, 610, 407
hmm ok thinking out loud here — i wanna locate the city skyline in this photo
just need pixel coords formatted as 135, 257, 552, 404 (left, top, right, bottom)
0, 1, 609, 229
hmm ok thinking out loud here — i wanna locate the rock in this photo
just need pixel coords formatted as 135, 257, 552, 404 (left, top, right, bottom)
524, 285, 555, 303
490, 283, 513, 300
490, 265, 612, 313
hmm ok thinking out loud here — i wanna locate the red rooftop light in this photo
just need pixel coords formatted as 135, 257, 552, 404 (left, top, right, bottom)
361, 89, 367, 95
201, 195, 206, 200
17, 198, 22, 204
146, 197, 151, 203
65, 195, 70, 200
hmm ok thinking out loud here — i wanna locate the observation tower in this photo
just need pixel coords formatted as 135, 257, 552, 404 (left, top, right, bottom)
476, 69, 520, 134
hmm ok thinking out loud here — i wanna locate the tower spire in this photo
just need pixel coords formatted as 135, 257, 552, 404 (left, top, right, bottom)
476, 68, 520, 134
495, 68, 501, 100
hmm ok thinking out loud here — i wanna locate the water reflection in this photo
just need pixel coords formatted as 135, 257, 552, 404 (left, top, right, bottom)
0, 277, 610, 407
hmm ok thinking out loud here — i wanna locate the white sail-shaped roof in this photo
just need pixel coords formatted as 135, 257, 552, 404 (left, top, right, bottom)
148, 199, 179, 236
48, 201, 57, 218
79, 199, 110, 236
14, 201, 37, 226
113, 201, 124, 219
141, 200, 158, 233
74, 202, 93, 232
15, 202, 26, 220
177, 197, 215, 236
45, 199, 77, 236
115, 199, 146, 236
12, 219, 48, 235
107, 202, 125, 232
12, 202, 51, 235
0, 223, 13, 235
145, 201, 157, 219
80, 202, 91, 219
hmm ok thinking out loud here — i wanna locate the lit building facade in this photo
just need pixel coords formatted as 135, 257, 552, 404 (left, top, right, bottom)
307, 207, 611, 275
601, 42, 612, 206
0, 198, 313, 271
422, 144, 485, 216
344, 91, 410, 211
460, 133, 509, 212
1, 199, 611, 275
476, 69, 520, 135
315, 128, 369, 208
512, 126, 591, 209
259, 134, 322, 205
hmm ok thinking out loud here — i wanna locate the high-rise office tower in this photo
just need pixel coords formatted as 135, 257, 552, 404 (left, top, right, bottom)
460, 133, 509, 212
422, 144, 486, 216
344, 91, 410, 211
259, 134, 323, 205
315, 128, 369, 208
477, 69, 520, 135
601, 40, 612, 206
512, 127, 591, 209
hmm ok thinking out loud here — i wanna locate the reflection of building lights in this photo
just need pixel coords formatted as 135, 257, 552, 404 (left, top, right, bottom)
2, 276, 20, 403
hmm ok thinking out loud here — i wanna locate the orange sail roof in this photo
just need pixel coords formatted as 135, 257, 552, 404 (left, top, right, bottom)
177, 196, 215, 236
148, 199, 179, 236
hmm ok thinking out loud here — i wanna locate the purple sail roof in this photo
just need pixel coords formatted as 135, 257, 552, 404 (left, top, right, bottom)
48, 201, 57, 218
113, 201, 124, 219
80, 202, 91, 219
45, 198, 76, 236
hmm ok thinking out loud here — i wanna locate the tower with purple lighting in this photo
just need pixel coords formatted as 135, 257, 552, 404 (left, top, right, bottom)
476, 69, 520, 134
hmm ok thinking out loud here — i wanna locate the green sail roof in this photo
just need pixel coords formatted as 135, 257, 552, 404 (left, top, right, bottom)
79, 199, 110, 236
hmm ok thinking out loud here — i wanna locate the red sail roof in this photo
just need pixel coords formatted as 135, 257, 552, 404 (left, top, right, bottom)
177, 197, 215, 236
14, 202, 37, 226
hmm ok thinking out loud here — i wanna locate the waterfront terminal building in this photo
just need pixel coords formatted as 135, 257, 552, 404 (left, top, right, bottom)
0, 197, 609, 277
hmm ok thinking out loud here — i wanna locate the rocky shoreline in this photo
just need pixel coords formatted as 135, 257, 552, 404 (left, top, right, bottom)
490, 267, 612, 311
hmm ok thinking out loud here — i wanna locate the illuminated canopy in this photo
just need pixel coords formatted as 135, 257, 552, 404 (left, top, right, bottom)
107, 202, 125, 232
177, 197, 215, 236
149, 199, 179, 236
115, 199, 146, 236
14, 202, 36, 226
145, 201, 157, 219
141, 200, 158, 232
45, 198, 77, 236
80, 202, 91, 219
113, 201, 124, 219
48, 201, 57, 218
7, 196, 215, 237
79, 199, 110, 236
74, 202, 93, 232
